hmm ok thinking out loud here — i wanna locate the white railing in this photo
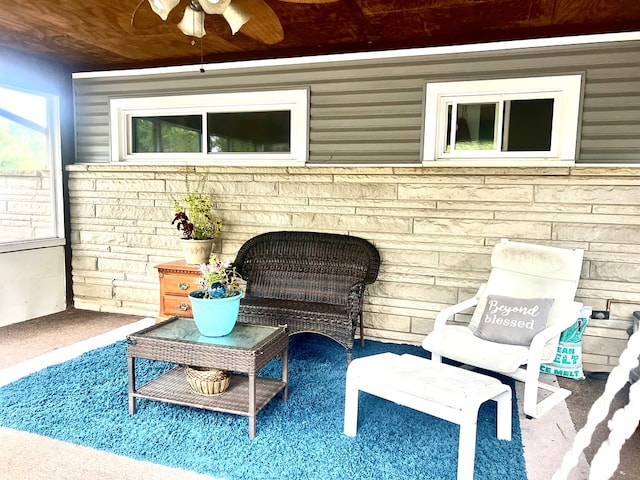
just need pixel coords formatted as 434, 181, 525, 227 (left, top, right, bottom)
553, 329, 640, 480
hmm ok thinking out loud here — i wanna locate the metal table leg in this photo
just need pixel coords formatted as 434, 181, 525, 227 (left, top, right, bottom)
248, 372, 256, 438
282, 346, 289, 401
127, 356, 136, 415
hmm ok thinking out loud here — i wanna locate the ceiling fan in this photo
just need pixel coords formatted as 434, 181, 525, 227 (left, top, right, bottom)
132, 0, 339, 45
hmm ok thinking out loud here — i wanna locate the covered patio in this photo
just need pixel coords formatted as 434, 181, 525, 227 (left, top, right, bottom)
1, 1, 640, 479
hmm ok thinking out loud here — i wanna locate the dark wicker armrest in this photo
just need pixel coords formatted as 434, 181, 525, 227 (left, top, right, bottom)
348, 282, 365, 317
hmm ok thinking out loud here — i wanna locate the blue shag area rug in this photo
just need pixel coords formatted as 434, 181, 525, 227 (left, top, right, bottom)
0, 333, 526, 480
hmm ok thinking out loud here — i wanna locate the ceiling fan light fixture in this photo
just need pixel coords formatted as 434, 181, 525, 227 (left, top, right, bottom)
199, 0, 231, 15
148, 0, 180, 21
222, 2, 252, 35
178, 4, 207, 38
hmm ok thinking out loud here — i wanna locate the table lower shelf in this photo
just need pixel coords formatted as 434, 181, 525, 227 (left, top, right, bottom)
133, 366, 286, 417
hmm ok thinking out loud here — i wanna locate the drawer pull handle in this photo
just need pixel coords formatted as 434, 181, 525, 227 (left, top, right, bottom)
178, 282, 190, 290
178, 303, 190, 311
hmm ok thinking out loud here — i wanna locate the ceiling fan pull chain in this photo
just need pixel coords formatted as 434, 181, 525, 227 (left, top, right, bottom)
200, 37, 205, 73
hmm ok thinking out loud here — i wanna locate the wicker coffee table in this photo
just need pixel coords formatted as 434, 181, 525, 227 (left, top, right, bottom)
126, 316, 288, 438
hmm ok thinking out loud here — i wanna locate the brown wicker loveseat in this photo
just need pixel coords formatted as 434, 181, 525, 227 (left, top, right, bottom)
233, 231, 380, 364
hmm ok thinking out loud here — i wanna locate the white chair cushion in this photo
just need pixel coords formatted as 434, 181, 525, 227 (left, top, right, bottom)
491, 240, 583, 281
467, 242, 583, 332
422, 325, 530, 374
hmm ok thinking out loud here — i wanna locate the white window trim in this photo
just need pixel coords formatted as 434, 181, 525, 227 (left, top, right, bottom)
109, 88, 309, 166
49, 94, 65, 242
422, 74, 583, 166
0, 87, 65, 251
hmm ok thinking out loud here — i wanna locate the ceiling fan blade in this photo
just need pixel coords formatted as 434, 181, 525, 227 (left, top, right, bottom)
131, 0, 157, 29
232, 0, 284, 44
277, 0, 340, 3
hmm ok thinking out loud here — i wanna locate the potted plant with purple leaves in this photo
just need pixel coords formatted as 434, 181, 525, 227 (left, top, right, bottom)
172, 191, 223, 265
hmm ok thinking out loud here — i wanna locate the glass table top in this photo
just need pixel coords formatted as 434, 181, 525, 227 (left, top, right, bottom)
132, 317, 280, 349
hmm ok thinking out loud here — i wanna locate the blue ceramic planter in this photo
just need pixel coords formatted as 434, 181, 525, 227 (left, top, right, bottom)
188, 289, 243, 337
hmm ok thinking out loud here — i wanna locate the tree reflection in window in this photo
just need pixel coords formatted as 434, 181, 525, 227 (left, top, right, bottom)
132, 115, 202, 153
208, 111, 290, 153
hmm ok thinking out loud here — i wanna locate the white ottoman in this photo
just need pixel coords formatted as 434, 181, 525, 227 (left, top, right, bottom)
344, 353, 512, 480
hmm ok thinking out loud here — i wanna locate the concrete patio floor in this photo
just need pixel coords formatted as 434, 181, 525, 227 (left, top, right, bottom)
0, 308, 638, 479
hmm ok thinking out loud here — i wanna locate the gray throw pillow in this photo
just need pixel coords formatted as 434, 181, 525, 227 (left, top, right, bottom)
473, 295, 555, 346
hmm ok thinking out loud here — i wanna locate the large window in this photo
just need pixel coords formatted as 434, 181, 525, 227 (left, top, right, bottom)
0, 85, 64, 251
110, 89, 309, 165
423, 75, 583, 165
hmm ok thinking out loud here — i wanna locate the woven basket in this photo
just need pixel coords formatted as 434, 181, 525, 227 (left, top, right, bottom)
184, 365, 230, 396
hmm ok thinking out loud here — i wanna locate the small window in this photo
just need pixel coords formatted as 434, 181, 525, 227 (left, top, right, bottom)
132, 115, 202, 153
110, 89, 309, 165
423, 75, 582, 164
207, 111, 291, 153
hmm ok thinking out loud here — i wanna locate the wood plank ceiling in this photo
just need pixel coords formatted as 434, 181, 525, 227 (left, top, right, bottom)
0, 0, 639, 72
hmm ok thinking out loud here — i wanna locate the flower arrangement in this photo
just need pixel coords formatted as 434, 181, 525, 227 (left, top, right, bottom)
194, 256, 243, 299
172, 191, 223, 240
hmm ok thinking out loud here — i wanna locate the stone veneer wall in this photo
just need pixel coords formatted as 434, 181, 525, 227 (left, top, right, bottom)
67, 164, 640, 372
0, 171, 55, 242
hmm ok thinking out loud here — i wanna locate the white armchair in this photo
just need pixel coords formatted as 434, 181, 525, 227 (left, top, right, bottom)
422, 239, 584, 419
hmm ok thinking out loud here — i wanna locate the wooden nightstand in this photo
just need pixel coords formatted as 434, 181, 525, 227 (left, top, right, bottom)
155, 260, 201, 318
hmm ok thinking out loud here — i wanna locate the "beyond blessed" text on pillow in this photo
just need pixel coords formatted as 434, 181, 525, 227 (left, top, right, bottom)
473, 295, 555, 346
